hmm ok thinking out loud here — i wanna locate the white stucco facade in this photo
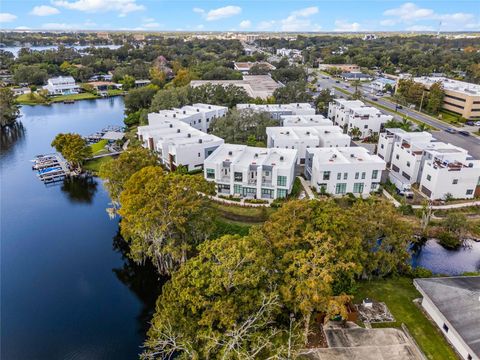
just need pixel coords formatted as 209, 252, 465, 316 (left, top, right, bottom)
237, 103, 315, 120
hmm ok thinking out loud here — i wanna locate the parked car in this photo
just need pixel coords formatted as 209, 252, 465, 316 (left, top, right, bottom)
397, 105, 403, 109
371, 97, 378, 101
475, 121, 480, 126
458, 130, 470, 136
335, 80, 340, 83
465, 121, 475, 126
445, 128, 457, 134
397, 188, 414, 199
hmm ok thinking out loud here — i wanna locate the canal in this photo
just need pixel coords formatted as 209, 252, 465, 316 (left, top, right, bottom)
1, 97, 160, 359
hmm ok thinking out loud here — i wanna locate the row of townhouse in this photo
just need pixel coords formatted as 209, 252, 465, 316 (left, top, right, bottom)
328, 99, 393, 139
148, 103, 228, 133
266, 126, 351, 163
236, 103, 315, 120
378, 128, 480, 200
280, 114, 332, 127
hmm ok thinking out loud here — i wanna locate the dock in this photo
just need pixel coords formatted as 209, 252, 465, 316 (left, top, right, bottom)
32, 153, 71, 183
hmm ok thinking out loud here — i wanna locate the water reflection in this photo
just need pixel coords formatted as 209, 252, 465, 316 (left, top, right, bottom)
0, 122, 25, 153
112, 230, 166, 337
60, 176, 98, 204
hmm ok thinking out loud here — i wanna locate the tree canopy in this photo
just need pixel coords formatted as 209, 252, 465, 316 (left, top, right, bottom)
0, 88, 20, 128
51, 133, 92, 169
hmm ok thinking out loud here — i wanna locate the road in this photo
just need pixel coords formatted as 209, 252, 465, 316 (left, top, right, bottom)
313, 73, 480, 158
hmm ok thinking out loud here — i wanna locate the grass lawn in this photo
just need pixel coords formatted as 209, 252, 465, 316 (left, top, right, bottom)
83, 156, 112, 173
16, 92, 99, 105
438, 110, 464, 126
16, 93, 48, 105
211, 202, 276, 224
354, 277, 458, 360
107, 89, 124, 96
90, 139, 108, 155
50, 93, 99, 102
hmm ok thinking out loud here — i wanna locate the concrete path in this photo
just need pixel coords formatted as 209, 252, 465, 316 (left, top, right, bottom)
298, 176, 315, 199
383, 189, 479, 210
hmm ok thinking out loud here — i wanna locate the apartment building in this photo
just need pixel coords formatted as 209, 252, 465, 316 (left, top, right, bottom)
305, 147, 385, 197
43, 76, 80, 95
237, 103, 315, 120
281, 114, 332, 127
328, 99, 393, 138
147, 103, 228, 133
266, 126, 351, 163
233, 62, 276, 74
318, 64, 360, 73
378, 128, 480, 199
204, 144, 297, 200
137, 118, 224, 172
412, 77, 480, 120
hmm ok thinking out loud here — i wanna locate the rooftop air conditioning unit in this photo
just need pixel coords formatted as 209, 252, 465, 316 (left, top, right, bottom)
254, 153, 258, 158
183, 110, 186, 114
199, 139, 203, 143
177, 129, 180, 133
173, 114, 176, 118
188, 133, 191, 138
280, 156, 284, 161
306, 131, 310, 135
169, 124, 173, 128
228, 151, 233, 155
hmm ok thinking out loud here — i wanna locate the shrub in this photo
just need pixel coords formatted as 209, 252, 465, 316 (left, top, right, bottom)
437, 231, 461, 250
244, 198, 268, 204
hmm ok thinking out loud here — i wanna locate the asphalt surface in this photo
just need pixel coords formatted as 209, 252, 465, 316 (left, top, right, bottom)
314, 74, 480, 158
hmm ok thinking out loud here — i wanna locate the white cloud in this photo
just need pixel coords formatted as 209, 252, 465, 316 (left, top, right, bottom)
406, 25, 434, 31
53, 0, 144, 16
205, 6, 241, 21
143, 22, 161, 29
239, 20, 251, 29
334, 19, 361, 32
30, 5, 60, 16
41, 20, 97, 29
291, 6, 319, 18
383, 2, 434, 21
193, 7, 205, 14
0, 13, 17, 23
257, 20, 276, 31
279, 6, 320, 31
15, 26, 31, 30
380, 19, 397, 26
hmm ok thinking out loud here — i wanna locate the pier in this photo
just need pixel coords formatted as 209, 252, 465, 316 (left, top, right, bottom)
32, 154, 71, 183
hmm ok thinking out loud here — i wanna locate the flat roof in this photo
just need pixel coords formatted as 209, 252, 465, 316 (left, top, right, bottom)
308, 146, 385, 166
413, 76, 480, 96
237, 103, 314, 112
281, 115, 331, 127
267, 126, 346, 141
414, 276, 480, 357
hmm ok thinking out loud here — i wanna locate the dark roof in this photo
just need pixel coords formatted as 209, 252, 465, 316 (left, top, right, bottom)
414, 276, 480, 357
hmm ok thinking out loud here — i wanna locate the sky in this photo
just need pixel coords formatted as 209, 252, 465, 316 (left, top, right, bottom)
0, 0, 479, 32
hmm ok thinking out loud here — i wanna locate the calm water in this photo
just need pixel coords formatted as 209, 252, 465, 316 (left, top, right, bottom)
1, 45, 121, 58
1, 97, 160, 359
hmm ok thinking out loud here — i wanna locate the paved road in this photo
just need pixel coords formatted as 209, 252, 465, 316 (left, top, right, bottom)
314, 73, 480, 158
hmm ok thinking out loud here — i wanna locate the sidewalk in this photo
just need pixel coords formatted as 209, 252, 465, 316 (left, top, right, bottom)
298, 176, 315, 200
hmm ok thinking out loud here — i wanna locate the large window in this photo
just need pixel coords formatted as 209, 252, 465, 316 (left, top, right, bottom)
335, 183, 347, 195
233, 184, 242, 194
277, 176, 287, 186
277, 189, 288, 199
242, 187, 256, 197
337, 172, 342, 180
372, 170, 378, 179
361, 172, 366, 179
343, 172, 348, 180
323, 171, 330, 180
353, 183, 364, 193
234, 172, 243, 182
206, 168, 215, 179
262, 188, 274, 199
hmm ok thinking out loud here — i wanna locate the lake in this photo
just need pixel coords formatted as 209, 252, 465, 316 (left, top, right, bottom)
1, 44, 121, 58
0, 97, 160, 359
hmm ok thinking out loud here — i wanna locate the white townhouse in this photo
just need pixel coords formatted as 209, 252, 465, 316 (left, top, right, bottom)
237, 103, 315, 120
137, 118, 224, 172
305, 147, 385, 197
266, 126, 351, 164
378, 128, 480, 199
43, 76, 80, 95
328, 99, 392, 138
148, 103, 228, 133
204, 144, 297, 200
280, 114, 333, 127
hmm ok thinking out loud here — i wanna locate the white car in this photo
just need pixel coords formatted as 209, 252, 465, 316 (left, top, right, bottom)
475, 121, 480, 126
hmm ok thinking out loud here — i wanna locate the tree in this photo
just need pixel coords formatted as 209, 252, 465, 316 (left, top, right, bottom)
120, 74, 135, 91
13, 64, 48, 85
249, 63, 272, 75
271, 66, 307, 83
118, 166, 215, 275
348, 126, 362, 140
51, 133, 92, 170
314, 89, 334, 114
171, 68, 194, 87
98, 147, 158, 204
149, 86, 190, 112
0, 88, 20, 128
124, 85, 159, 114
189, 84, 252, 108
209, 109, 277, 145
426, 81, 444, 115
273, 81, 312, 104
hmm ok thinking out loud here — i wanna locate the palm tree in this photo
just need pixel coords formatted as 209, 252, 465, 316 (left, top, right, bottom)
349, 126, 362, 140
416, 123, 429, 132
400, 118, 413, 132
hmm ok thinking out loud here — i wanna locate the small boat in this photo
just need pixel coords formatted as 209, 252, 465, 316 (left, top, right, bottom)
63, 99, 75, 104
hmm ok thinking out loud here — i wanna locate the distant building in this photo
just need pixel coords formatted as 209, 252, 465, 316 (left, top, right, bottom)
305, 147, 385, 197
190, 75, 281, 100
340, 72, 373, 81
267, 126, 351, 163
318, 64, 360, 73
134, 79, 151, 88
233, 61, 276, 74
43, 76, 80, 95
328, 99, 393, 139
281, 114, 332, 127
371, 78, 396, 92
363, 34, 377, 41
237, 103, 315, 120
411, 76, 480, 120
414, 276, 480, 360
276, 48, 302, 57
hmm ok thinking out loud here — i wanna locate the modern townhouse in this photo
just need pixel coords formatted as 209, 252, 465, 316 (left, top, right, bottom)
43, 76, 80, 95
237, 103, 316, 120
328, 99, 393, 138
204, 144, 297, 200
147, 103, 228, 133
266, 126, 351, 163
280, 114, 332, 127
305, 147, 385, 197
137, 118, 224, 172
378, 128, 480, 199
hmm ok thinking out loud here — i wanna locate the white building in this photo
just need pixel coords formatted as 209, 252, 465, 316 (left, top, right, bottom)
147, 103, 228, 133
305, 147, 385, 197
137, 118, 224, 172
237, 103, 315, 120
328, 99, 392, 139
276, 48, 301, 57
266, 126, 351, 163
233, 62, 275, 74
204, 144, 297, 200
414, 277, 480, 360
281, 114, 332, 127
371, 78, 396, 92
43, 76, 80, 95
378, 128, 480, 199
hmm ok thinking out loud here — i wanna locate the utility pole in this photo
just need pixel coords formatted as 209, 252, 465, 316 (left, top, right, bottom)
419, 91, 426, 113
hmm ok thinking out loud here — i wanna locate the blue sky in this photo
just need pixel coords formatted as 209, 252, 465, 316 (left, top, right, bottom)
1, 1, 479, 32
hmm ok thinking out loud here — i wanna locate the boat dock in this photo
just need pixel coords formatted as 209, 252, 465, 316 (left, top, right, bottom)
32, 154, 71, 183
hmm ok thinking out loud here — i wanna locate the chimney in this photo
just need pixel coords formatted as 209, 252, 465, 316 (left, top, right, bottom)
188, 133, 191, 138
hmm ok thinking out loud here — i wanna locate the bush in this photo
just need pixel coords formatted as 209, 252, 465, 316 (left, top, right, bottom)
218, 194, 241, 202
437, 231, 461, 250
406, 266, 433, 279
244, 198, 268, 204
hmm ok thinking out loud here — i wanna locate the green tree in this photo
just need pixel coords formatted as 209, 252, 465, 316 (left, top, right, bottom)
249, 63, 272, 75
118, 166, 215, 275
273, 81, 312, 104
189, 84, 252, 108
314, 89, 334, 114
98, 147, 158, 204
149, 86, 190, 112
124, 85, 159, 114
120, 74, 135, 91
13, 64, 48, 85
348, 126, 362, 140
0, 88, 20, 128
51, 133, 92, 170
426, 81, 444, 115
171, 68, 195, 87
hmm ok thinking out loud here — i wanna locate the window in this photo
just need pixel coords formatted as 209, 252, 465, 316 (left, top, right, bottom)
264, 171, 270, 176
277, 189, 287, 199
206, 168, 215, 179
466, 189, 473, 195
380, 144, 384, 149
452, 179, 458, 184
426, 174, 431, 181
402, 172, 411, 180
277, 176, 287, 187
364, 125, 368, 129
372, 170, 378, 179
406, 161, 410, 167
361, 172, 366, 179
242, 187, 256, 197
343, 172, 348, 180
323, 171, 330, 180
396, 154, 399, 160
353, 183, 364, 193
234, 172, 243, 182
337, 172, 342, 180
355, 172, 359, 179
468, 354, 472, 360
335, 183, 347, 195
443, 323, 449, 333
198, 152, 201, 157
234, 184, 242, 194
261, 188, 274, 199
